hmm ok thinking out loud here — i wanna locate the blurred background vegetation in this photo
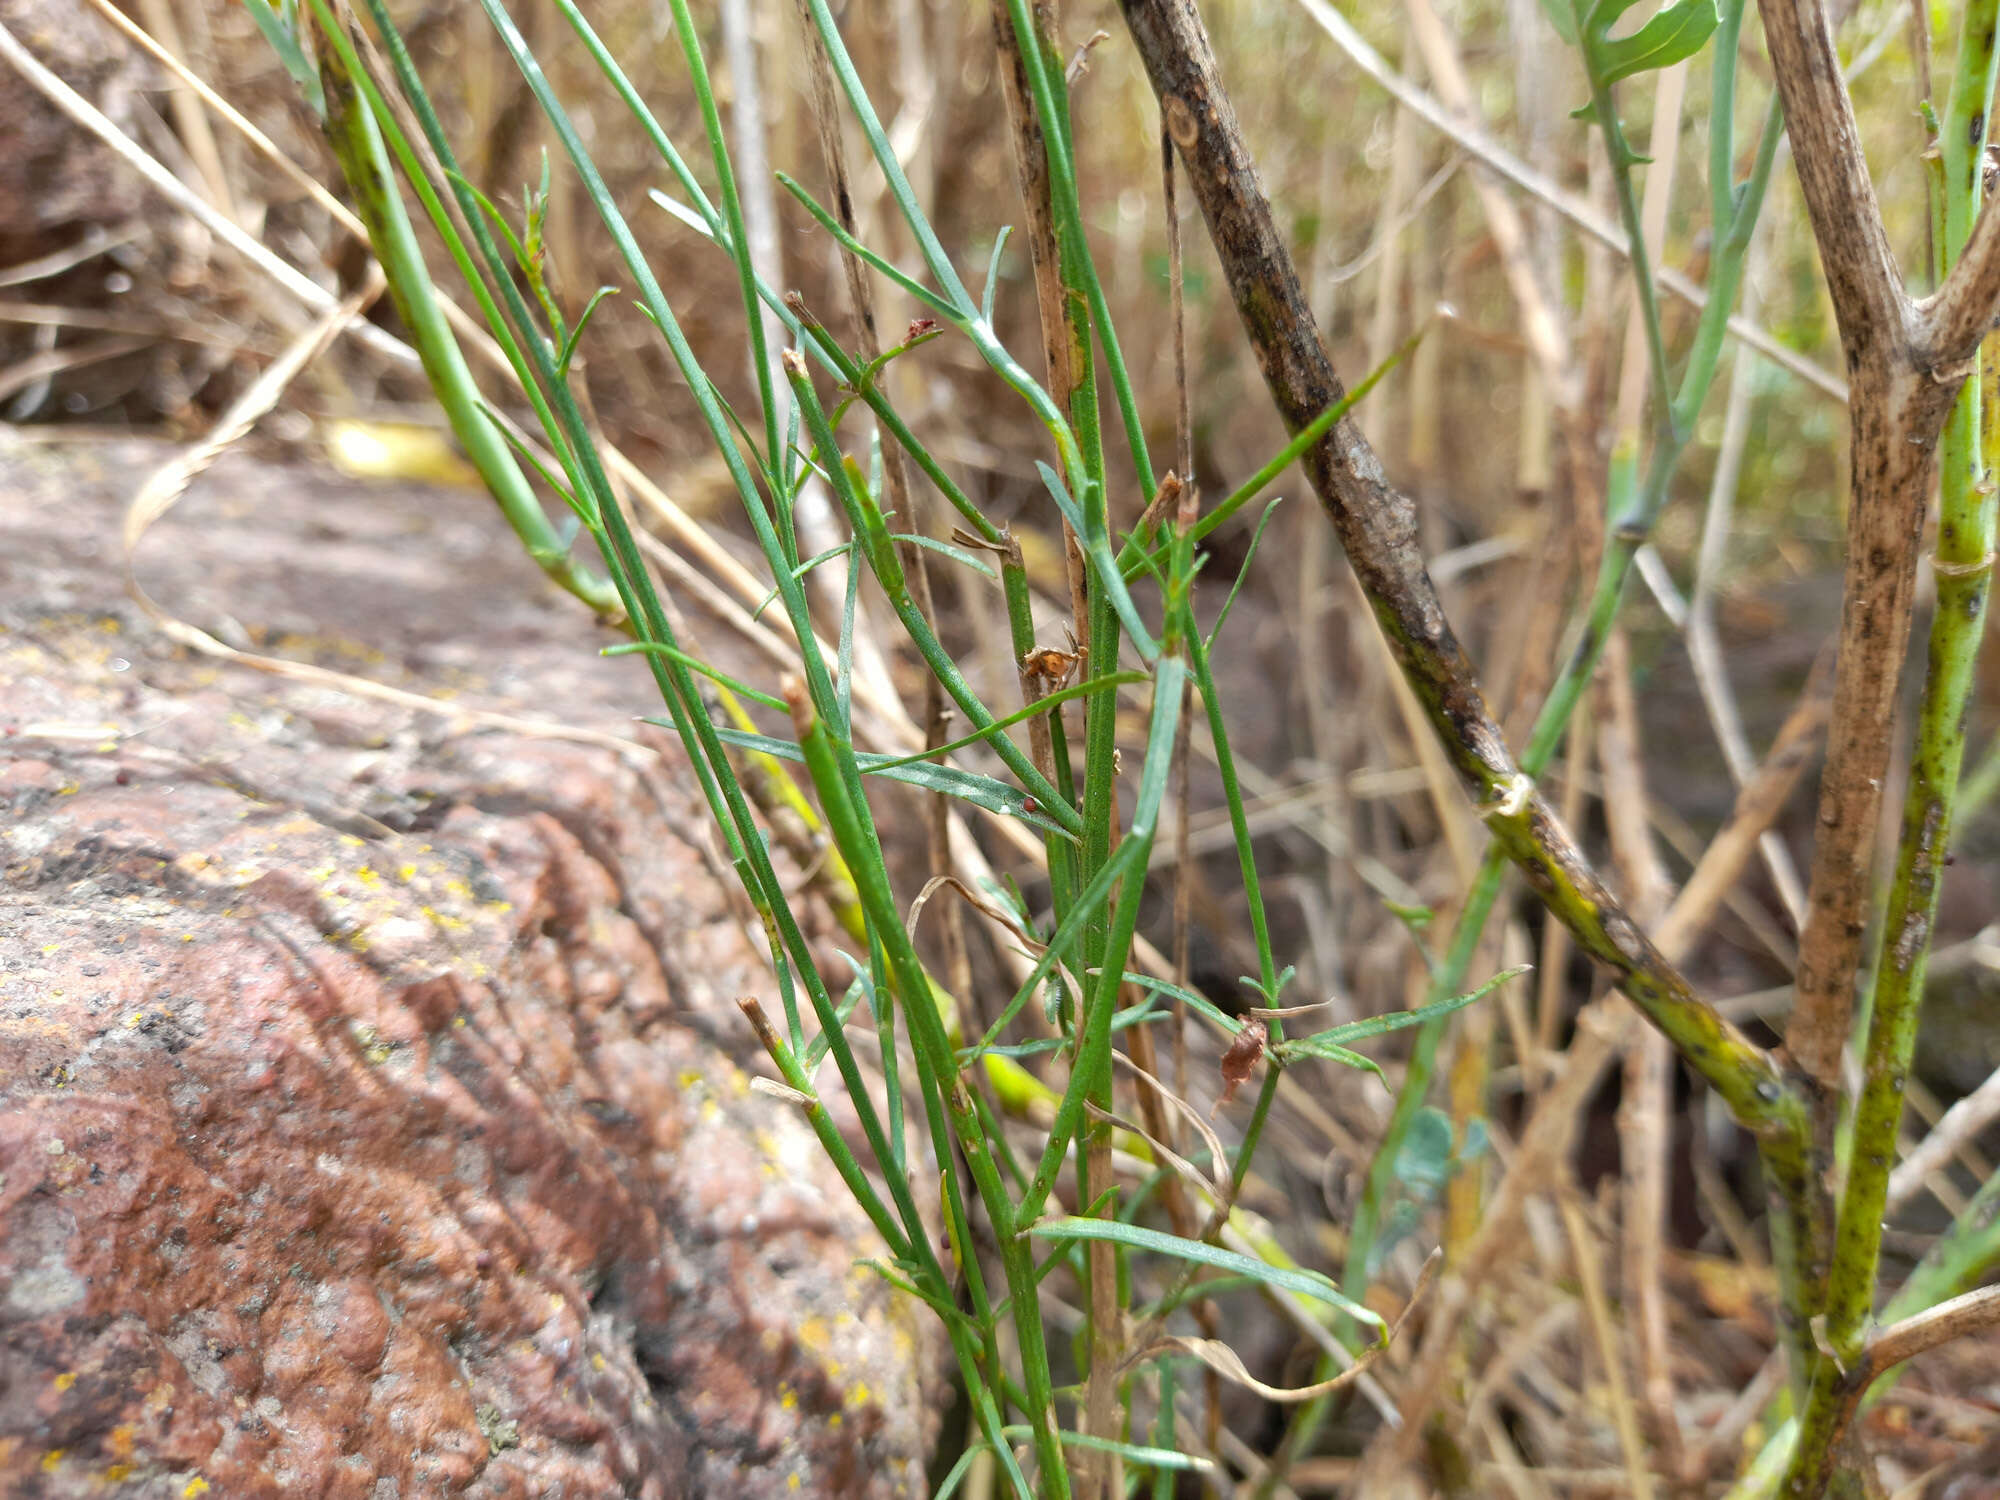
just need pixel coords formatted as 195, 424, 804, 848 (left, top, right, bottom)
10, 0, 2000, 1489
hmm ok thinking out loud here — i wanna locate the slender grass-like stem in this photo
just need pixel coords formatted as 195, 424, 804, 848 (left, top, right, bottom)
333, 6, 993, 1368
313, 28, 618, 617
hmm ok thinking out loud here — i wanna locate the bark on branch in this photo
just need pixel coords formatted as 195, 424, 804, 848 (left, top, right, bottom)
1114, 0, 1800, 1147
1756, 0, 1985, 1099
1922, 189, 2000, 365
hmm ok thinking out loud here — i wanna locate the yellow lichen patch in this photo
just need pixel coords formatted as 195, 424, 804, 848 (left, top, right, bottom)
105, 1462, 133, 1481
53, 1372, 76, 1392
795, 1316, 830, 1357
845, 1383, 871, 1409
182, 1476, 210, 1497
787, 1474, 802, 1491
108, 1424, 135, 1459
779, 1385, 797, 1411
41, 1449, 63, 1472
399, 864, 418, 882
828, 1412, 842, 1429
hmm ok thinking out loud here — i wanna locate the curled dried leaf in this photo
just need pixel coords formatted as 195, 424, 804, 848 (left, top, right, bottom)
1213, 1016, 1269, 1114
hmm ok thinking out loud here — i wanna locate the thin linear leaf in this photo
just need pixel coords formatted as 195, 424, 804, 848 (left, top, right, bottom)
777, 172, 963, 321
1207, 496, 1287, 647
1280, 1036, 1384, 1079
1036, 461, 1160, 659
890, 532, 998, 581
1028, 1218, 1387, 1337
705, 727, 1080, 840
603, 641, 785, 709
982, 224, 1015, 325
1277, 965, 1529, 1061
867, 671, 1145, 773
555, 285, 620, 376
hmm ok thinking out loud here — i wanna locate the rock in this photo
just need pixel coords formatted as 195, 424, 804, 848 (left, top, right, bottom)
0, 435, 942, 1498
0, 0, 147, 239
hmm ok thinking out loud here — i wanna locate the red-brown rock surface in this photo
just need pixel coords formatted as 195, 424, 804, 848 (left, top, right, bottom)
0, 436, 942, 1498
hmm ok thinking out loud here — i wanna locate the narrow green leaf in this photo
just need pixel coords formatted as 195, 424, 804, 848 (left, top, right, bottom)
890, 532, 998, 581
1207, 497, 1287, 648
1028, 1218, 1386, 1336
1277, 965, 1529, 1059
1036, 461, 1160, 659
777, 172, 963, 321
705, 727, 1080, 840
602, 641, 785, 708
982, 224, 1015, 325
866, 671, 1144, 773
1280, 1037, 1384, 1080
244, 0, 324, 114
555, 285, 620, 377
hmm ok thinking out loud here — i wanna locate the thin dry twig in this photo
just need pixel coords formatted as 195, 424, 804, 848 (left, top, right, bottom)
1864, 1285, 2000, 1375
1557, 1193, 1655, 1500
0, 17, 408, 366
1400, 0, 1568, 390
1887, 1061, 2000, 1213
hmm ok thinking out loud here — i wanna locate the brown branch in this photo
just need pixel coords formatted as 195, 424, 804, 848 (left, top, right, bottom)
1116, 0, 1794, 1131
1756, 0, 1908, 356
1755, 0, 1968, 1100
1863, 1283, 2000, 1373
1921, 189, 2000, 367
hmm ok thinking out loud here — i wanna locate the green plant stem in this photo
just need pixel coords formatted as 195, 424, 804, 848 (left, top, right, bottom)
1728, 1162, 2000, 1497
1183, 618, 1284, 1191
656, 0, 786, 530
339, 0, 978, 1352
788, 682, 1062, 1498
312, 15, 618, 617
995, 0, 1154, 496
